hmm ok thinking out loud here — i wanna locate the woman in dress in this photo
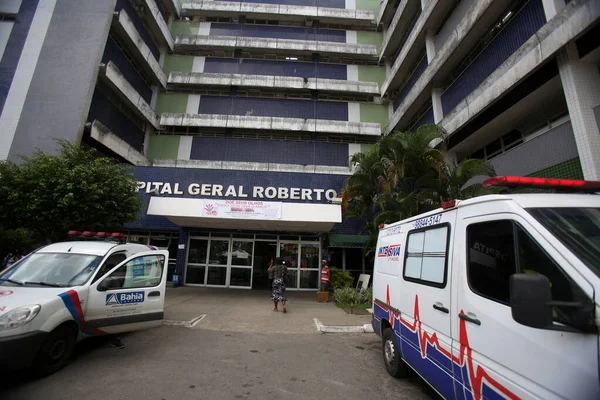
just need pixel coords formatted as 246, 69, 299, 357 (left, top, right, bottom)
271, 257, 288, 313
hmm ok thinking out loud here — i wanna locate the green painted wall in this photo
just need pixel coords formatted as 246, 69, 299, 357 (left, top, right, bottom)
156, 93, 189, 114
528, 158, 584, 180
147, 135, 180, 160
358, 65, 386, 87
360, 103, 389, 127
357, 31, 383, 51
163, 55, 194, 74
170, 21, 199, 36
355, 0, 380, 16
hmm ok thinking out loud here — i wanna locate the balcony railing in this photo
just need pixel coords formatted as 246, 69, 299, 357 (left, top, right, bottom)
441, 0, 546, 115
393, 55, 427, 111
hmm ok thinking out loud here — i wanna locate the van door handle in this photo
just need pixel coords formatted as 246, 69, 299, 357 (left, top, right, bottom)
459, 313, 481, 326
433, 303, 449, 314
148, 291, 161, 297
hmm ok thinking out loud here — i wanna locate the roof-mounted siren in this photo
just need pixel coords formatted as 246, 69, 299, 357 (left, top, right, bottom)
483, 176, 600, 193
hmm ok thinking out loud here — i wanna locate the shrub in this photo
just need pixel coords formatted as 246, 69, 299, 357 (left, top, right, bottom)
333, 287, 360, 305
359, 287, 373, 304
330, 266, 354, 288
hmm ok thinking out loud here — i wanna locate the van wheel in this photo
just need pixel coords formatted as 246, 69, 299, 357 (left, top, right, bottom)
383, 328, 408, 378
32, 325, 77, 376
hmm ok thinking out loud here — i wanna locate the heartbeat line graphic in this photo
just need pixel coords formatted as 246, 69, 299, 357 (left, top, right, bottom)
379, 285, 520, 400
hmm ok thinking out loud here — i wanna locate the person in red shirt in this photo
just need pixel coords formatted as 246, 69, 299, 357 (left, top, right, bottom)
320, 259, 331, 292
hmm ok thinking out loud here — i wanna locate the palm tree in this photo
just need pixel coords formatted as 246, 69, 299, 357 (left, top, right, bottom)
441, 158, 498, 200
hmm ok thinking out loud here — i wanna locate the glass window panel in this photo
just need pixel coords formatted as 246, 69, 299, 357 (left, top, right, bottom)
279, 235, 299, 240
167, 236, 179, 260
301, 244, 320, 269
286, 269, 298, 289
188, 239, 208, 264
279, 243, 299, 268
405, 257, 422, 279
328, 249, 343, 269
300, 236, 319, 241
407, 232, 425, 253
232, 233, 254, 239
189, 231, 210, 237
231, 241, 253, 266
128, 235, 149, 244
299, 269, 319, 289
185, 265, 205, 284
209, 240, 229, 265
345, 248, 363, 272
230, 267, 252, 287
424, 227, 448, 253
420, 257, 445, 283
207, 266, 227, 285
256, 234, 277, 240
149, 236, 170, 249
100, 255, 165, 290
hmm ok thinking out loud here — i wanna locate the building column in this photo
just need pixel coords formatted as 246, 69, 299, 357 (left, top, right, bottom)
174, 228, 188, 286
541, 0, 565, 20
432, 87, 443, 123
425, 28, 436, 63
557, 43, 600, 180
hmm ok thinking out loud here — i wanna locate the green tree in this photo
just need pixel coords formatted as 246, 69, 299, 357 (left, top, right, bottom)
0, 140, 143, 244
341, 124, 496, 255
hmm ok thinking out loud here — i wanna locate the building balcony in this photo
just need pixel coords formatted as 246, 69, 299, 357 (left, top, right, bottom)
160, 113, 381, 136
130, 0, 174, 50
158, 0, 180, 17
380, 0, 449, 90
379, 0, 420, 63
112, 9, 167, 88
181, 1, 375, 27
377, 0, 398, 25
382, 0, 504, 133
98, 61, 160, 129
168, 72, 379, 95
174, 35, 378, 61
87, 120, 150, 166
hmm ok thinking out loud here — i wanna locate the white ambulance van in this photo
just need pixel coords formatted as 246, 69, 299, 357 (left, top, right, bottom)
0, 233, 169, 375
372, 176, 600, 400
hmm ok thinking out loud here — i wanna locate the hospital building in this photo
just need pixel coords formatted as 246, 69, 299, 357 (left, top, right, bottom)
1, 0, 599, 289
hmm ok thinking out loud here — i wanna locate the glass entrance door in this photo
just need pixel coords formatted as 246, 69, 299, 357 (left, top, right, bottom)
279, 242, 299, 289
207, 239, 229, 286
185, 238, 208, 285
229, 240, 253, 288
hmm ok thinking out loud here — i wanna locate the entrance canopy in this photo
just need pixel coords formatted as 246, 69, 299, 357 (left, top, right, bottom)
148, 197, 342, 232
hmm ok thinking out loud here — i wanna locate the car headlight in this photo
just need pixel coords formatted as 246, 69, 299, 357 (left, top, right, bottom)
0, 305, 41, 331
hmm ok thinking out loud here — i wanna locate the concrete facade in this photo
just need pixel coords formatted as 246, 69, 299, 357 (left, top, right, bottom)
380, 0, 600, 180
0, 0, 383, 288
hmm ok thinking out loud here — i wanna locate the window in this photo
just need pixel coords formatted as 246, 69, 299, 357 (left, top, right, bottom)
93, 252, 127, 283
98, 255, 165, 290
403, 226, 449, 286
467, 220, 588, 327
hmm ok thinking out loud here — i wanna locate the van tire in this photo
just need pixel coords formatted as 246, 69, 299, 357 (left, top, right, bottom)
383, 328, 408, 378
32, 325, 77, 376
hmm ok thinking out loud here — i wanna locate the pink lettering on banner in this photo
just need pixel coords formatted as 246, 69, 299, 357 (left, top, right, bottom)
0, 306, 6, 312
0, 290, 13, 297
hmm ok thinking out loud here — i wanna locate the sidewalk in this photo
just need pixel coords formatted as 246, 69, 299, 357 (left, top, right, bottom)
164, 286, 373, 334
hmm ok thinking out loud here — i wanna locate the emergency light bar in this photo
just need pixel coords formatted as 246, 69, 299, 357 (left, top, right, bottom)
67, 231, 126, 243
483, 176, 600, 193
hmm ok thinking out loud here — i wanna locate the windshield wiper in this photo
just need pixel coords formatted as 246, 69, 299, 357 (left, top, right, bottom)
24, 281, 65, 287
0, 278, 25, 286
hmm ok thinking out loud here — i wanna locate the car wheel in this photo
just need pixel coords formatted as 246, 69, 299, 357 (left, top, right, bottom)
383, 327, 408, 378
32, 325, 77, 376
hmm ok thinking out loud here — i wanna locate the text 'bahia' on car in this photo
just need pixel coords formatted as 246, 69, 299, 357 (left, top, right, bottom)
0, 231, 169, 375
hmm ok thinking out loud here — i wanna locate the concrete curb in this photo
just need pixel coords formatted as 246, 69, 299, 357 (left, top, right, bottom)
314, 318, 374, 334
163, 314, 206, 328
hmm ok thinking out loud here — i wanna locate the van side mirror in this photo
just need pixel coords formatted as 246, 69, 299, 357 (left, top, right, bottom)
509, 274, 553, 329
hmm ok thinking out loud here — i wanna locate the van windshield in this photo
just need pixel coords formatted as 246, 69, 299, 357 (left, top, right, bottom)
527, 208, 600, 277
0, 253, 102, 287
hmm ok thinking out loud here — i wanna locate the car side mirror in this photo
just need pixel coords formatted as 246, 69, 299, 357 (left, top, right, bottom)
509, 273, 553, 329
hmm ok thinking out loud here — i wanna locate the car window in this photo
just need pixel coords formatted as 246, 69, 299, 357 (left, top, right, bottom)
467, 219, 586, 326
92, 253, 127, 283
404, 225, 449, 287
98, 254, 165, 291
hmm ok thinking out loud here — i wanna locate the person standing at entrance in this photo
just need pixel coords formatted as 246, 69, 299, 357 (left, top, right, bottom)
271, 257, 288, 313
267, 257, 274, 291
320, 259, 331, 292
